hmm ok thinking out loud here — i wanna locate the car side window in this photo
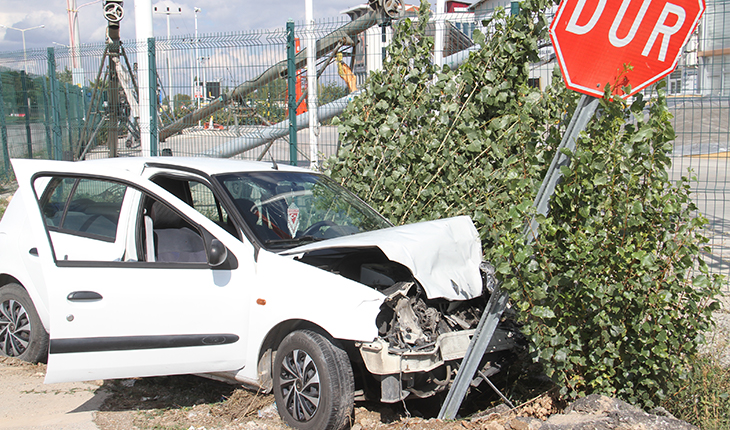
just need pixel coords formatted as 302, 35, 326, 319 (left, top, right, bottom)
41, 177, 126, 242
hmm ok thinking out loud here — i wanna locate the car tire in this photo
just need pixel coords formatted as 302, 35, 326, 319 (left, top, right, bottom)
0, 283, 49, 363
273, 330, 354, 430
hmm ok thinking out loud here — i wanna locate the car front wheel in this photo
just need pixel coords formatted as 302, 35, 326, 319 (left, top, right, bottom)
0, 283, 49, 363
273, 330, 354, 430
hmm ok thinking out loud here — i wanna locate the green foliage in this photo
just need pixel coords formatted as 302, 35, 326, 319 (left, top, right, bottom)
251, 79, 288, 123
328, 0, 559, 243
1, 71, 45, 123
174, 93, 192, 105
327, 0, 722, 409
319, 81, 349, 105
57, 67, 73, 86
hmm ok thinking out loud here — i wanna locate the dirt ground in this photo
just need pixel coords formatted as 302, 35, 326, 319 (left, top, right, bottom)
0, 357, 105, 430
0, 355, 560, 430
92, 376, 560, 430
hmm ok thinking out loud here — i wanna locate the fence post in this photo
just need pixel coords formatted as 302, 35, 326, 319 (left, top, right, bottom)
65, 83, 73, 158
20, 71, 33, 158
48, 48, 63, 161
41, 78, 53, 159
0, 74, 10, 174
287, 20, 297, 166
148, 37, 158, 156
75, 85, 84, 158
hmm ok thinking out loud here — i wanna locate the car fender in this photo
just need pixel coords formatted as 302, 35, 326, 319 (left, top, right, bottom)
254, 249, 384, 339
230, 249, 384, 383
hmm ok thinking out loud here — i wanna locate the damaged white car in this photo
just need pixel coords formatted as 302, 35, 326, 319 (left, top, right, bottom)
0, 157, 522, 430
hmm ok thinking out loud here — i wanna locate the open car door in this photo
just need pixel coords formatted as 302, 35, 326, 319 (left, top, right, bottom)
12, 159, 256, 383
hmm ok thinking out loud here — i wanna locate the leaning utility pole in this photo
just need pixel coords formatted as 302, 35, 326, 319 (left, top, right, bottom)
159, 1, 405, 142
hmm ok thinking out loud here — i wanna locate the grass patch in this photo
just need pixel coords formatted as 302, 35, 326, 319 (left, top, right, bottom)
0, 192, 9, 221
662, 354, 730, 429
0, 195, 8, 220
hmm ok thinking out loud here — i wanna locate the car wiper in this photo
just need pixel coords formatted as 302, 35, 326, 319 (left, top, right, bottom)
263, 235, 324, 248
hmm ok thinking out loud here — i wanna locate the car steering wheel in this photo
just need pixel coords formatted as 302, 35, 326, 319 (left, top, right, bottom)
302, 220, 338, 237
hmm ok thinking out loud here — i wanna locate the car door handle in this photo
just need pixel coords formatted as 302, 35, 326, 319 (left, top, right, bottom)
29, 248, 38, 256
67, 291, 103, 302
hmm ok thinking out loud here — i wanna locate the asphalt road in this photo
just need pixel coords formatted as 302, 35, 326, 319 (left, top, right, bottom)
668, 154, 730, 294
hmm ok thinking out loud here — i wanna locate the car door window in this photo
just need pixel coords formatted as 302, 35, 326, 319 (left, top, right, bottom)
42, 177, 126, 241
38, 176, 128, 261
142, 197, 208, 264
190, 181, 230, 225
150, 175, 238, 239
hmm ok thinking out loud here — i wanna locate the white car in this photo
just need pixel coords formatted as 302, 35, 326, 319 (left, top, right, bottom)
0, 157, 521, 429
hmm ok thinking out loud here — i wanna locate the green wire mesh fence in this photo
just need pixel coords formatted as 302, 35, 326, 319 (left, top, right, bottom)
0, 8, 728, 291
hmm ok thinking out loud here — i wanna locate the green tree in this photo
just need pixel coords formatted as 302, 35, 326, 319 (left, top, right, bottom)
57, 67, 73, 86
327, 0, 721, 408
319, 81, 348, 105
1, 70, 44, 122
250, 79, 287, 123
173, 93, 192, 106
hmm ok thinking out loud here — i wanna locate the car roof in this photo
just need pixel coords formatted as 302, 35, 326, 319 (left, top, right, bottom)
13, 157, 315, 178
86, 157, 314, 175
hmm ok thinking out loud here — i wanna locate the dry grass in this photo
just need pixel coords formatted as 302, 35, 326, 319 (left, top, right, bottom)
662, 322, 730, 430
0, 178, 16, 220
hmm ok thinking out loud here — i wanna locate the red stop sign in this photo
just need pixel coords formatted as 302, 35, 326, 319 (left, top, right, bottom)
549, 0, 704, 98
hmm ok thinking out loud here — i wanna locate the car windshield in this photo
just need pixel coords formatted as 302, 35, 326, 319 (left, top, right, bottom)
216, 171, 392, 249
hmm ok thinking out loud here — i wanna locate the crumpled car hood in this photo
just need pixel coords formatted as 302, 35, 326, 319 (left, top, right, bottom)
283, 216, 484, 300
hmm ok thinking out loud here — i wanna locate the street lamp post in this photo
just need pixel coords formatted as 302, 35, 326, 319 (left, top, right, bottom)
305, 0, 319, 169
66, 0, 101, 86
154, 2, 182, 112
200, 56, 208, 101
194, 7, 201, 113
0, 24, 45, 73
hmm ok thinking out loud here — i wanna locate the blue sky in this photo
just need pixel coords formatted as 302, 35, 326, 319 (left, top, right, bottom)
0, 0, 365, 52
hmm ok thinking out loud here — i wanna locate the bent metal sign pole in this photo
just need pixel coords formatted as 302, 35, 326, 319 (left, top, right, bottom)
439, 0, 705, 419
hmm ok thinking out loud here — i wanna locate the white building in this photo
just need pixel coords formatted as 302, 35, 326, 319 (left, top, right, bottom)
341, 0, 727, 97
341, 2, 476, 83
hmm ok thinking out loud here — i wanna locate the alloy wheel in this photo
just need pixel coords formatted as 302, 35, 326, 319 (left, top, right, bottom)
0, 299, 31, 357
278, 348, 321, 422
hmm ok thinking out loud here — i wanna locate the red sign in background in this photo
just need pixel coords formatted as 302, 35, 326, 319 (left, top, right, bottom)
549, 0, 705, 98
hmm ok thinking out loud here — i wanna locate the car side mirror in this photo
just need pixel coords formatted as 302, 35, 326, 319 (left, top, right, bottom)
208, 238, 228, 267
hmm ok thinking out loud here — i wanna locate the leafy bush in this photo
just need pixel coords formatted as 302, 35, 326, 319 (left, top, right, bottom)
327, 0, 721, 408
514, 89, 722, 406
329, 0, 561, 245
